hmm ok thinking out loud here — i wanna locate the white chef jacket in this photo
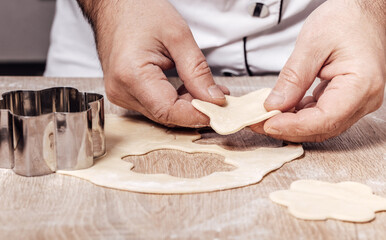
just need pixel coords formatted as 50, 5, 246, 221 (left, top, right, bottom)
44, 0, 326, 77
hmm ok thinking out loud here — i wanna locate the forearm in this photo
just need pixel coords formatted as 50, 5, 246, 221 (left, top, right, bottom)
76, 0, 124, 63
76, 0, 99, 29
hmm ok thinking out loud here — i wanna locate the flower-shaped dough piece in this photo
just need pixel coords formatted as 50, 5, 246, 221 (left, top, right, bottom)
270, 180, 386, 223
192, 88, 281, 135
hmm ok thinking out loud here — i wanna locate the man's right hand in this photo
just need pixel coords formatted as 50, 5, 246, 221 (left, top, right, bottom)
77, 0, 228, 127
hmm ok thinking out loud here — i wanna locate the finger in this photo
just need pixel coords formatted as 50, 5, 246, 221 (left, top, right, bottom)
177, 84, 230, 97
313, 80, 330, 101
303, 102, 317, 109
129, 64, 210, 127
176, 85, 195, 102
163, 26, 226, 105
249, 122, 266, 135
104, 88, 173, 126
263, 74, 366, 141
265, 108, 365, 142
296, 96, 316, 111
264, 28, 331, 112
177, 83, 230, 103
217, 85, 231, 95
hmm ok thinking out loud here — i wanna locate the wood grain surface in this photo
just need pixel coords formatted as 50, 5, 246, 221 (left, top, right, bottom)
0, 76, 385, 240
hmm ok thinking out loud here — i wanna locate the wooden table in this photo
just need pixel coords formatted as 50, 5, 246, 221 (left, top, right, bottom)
0, 76, 385, 239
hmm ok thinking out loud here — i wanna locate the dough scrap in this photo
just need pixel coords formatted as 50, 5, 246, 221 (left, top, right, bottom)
192, 88, 281, 135
270, 180, 386, 223
58, 115, 303, 194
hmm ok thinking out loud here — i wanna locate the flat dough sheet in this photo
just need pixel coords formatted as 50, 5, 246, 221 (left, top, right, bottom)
192, 88, 281, 135
58, 115, 303, 194
270, 180, 386, 222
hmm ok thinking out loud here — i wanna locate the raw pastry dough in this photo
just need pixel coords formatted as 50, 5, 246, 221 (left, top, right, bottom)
192, 88, 281, 135
58, 115, 303, 194
270, 180, 386, 222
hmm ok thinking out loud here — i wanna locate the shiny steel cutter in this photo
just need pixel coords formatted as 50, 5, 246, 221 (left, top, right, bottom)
0, 87, 105, 177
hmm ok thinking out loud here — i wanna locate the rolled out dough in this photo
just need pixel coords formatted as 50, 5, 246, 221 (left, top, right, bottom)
270, 180, 386, 223
58, 115, 303, 194
192, 88, 281, 135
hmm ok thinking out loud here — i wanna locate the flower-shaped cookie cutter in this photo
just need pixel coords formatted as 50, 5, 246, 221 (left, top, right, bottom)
0, 87, 105, 177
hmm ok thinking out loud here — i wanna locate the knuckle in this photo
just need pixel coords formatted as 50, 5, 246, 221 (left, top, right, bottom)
352, 65, 385, 94
105, 87, 125, 110
285, 123, 310, 137
293, 125, 315, 136
292, 118, 340, 137
108, 52, 147, 85
351, 72, 385, 113
151, 105, 172, 124
369, 82, 385, 112
369, 75, 385, 96
104, 78, 121, 104
104, 80, 132, 110
109, 59, 152, 90
105, 91, 119, 106
373, 93, 384, 110
167, 25, 191, 43
323, 119, 341, 134
292, 125, 307, 135
279, 67, 303, 90
190, 58, 211, 79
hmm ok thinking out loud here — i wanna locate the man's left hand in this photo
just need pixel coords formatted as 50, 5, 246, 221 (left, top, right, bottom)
251, 0, 385, 142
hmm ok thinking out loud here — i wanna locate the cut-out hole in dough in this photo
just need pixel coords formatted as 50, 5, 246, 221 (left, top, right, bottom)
58, 115, 303, 194
124, 149, 235, 179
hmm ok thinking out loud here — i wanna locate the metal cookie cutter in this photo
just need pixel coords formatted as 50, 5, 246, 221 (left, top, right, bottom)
0, 87, 105, 177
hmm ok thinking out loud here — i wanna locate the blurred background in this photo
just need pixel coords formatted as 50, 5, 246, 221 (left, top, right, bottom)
0, 0, 55, 76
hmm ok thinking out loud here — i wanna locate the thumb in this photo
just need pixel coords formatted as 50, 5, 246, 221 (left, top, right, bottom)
164, 27, 227, 106
264, 32, 330, 112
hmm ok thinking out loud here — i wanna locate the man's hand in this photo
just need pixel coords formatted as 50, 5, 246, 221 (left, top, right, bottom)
251, 0, 386, 142
77, 0, 228, 127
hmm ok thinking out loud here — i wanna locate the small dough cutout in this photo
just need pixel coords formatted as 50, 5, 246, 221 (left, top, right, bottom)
58, 115, 303, 194
270, 180, 386, 223
192, 88, 280, 135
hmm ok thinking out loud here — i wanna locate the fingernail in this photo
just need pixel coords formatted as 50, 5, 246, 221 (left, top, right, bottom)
266, 127, 281, 135
208, 85, 225, 99
266, 90, 285, 106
